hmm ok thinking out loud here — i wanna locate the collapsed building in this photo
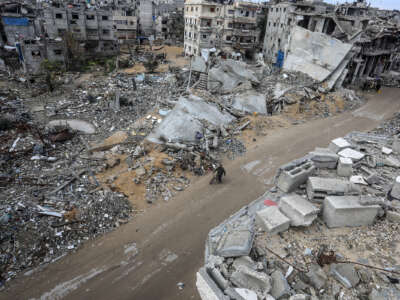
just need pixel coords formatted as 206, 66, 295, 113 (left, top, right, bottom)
263, 0, 400, 89
183, 0, 266, 58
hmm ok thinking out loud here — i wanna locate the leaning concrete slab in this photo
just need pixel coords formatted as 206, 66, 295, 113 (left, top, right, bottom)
232, 91, 267, 115
279, 194, 319, 227
307, 177, 356, 203
192, 56, 207, 73
255, 206, 290, 235
276, 160, 315, 193
323, 196, 380, 228
283, 26, 353, 83
147, 95, 235, 144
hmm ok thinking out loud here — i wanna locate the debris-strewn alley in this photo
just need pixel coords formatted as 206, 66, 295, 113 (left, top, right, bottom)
0, 88, 399, 300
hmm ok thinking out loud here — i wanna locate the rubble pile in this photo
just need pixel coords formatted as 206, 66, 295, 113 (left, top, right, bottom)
197, 115, 400, 300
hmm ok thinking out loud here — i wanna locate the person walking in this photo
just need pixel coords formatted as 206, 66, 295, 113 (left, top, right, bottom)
215, 164, 226, 184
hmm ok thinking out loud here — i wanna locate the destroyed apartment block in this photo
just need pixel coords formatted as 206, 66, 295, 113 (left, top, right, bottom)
197, 119, 400, 299
262, 0, 400, 90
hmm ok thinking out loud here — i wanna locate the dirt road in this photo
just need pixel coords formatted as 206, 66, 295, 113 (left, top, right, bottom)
2, 89, 400, 300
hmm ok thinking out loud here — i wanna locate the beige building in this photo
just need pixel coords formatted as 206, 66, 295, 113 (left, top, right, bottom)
184, 0, 263, 57
113, 9, 137, 42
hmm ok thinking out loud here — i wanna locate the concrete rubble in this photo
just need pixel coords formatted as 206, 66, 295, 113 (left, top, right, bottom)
197, 113, 400, 300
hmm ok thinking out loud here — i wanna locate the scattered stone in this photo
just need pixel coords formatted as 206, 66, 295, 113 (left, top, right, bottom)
270, 270, 291, 299
330, 264, 360, 288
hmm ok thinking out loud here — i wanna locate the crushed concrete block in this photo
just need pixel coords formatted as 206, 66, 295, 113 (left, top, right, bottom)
309, 148, 339, 169
233, 256, 257, 271
330, 264, 360, 288
196, 267, 229, 300
270, 270, 290, 299
306, 177, 357, 203
337, 157, 353, 177
277, 160, 315, 192
329, 138, 351, 153
232, 91, 267, 115
387, 211, 400, 223
216, 230, 254, 258
323, 196, 380, 228
279, 194, 319, 227
385, 156, 400, 168
391, 176, 400, 199
305, 264, 327, 290
231, 265, 272, 295
255, 206, 290, 235
338, 148, 365, 161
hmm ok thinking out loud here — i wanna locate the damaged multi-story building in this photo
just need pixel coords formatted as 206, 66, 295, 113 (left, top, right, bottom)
154, 0, 184, 42
262, 0, 400, 89
183, 0, 265, 58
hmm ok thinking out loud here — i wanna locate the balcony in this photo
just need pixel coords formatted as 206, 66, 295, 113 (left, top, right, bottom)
233, 16, 256, 24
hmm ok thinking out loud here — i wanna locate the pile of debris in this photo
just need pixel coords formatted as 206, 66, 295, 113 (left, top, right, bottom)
197, 116, 400, 300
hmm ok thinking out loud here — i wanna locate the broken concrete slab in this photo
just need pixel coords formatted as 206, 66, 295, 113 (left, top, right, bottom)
329, 138, 351, 153
192, 56, 207, 73
337, 157, 353, 177
323, 196, 380, 228
309, 148, 339, 169
147, 95, 235, 144
208, 60, 259, 94
279, 194, 319, 227
270, 270, 290, 299
331, 263, 360, 288
196, 267, 229, 300
232, 91, 267, 115
283, 26, 353, 84
230, 265, 272, 295
234, 288, 257, 300
276, 160, 315, 193
47, 119, 96, 134
307, 177, 357, 203
384, 156, 400, 168
233, 256, 257, 271
216, 229, 254, 258
255, 206, 290, 235
338, 148, 365, 161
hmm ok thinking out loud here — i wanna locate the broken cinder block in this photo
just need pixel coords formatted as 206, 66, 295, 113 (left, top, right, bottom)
276, 160, 315, 192
323, 196, 380, 228
255, 206, 290, 235
279, 194, 319, 227
306, 177, 358, 203
329, 137, 351, 153
337, 157, 353, 177
309, 148, 339, 169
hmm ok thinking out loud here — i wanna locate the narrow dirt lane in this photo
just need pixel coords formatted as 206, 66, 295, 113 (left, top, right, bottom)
2, 89, 399, 300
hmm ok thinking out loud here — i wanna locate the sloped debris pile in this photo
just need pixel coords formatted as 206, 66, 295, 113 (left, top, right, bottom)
197, 114, 400, 300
